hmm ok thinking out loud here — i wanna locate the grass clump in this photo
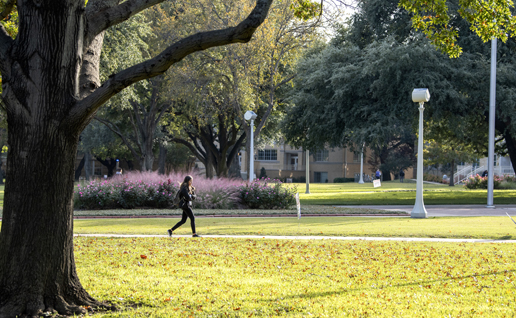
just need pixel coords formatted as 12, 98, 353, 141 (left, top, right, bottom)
75, 237, 516, 317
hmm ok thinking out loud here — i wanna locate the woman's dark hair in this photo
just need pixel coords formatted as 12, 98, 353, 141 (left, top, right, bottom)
181, 175, 193, 189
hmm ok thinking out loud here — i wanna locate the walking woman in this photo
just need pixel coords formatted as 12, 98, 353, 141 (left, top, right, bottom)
168, 175, 200, 237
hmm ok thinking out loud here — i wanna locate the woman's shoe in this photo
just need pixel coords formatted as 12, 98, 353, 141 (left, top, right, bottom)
167, 229, 172, 237
192, 234, 201, 237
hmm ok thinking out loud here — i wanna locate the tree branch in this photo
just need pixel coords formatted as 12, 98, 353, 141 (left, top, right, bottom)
70, 0, 274, 125
85, 0, 165, 44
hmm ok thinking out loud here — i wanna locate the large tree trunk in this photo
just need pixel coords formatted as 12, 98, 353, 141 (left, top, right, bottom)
0, 129, 101, 316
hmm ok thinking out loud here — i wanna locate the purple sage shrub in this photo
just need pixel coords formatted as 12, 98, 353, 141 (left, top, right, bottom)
74, 171, 245, 210
238, 177, 297, 209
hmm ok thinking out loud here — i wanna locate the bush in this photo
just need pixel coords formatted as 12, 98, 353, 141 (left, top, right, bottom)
498, 182, 516, 190
74, 171, 244, 210
238, 178, 297, 209
333, 178, 355, 183
463, 174, 503, 189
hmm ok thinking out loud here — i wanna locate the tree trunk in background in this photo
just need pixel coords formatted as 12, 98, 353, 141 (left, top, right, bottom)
96, 157, 117, 177
158, 144, 167, 174
503, 132, 516, 174
75, 155, 85, 181
84, 152, 93, 180
126, 159, 135, 171
449, 158, 455, 186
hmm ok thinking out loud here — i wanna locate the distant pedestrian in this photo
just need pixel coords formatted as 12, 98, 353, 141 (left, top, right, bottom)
481, 170, 488, 178
375, 169, 381, 180
167, 175, 200, 237
399, 170, 405, 183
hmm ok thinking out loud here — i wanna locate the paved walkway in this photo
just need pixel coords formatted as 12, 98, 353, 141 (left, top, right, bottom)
340, 204, 516, 217
75, 233, 516, 243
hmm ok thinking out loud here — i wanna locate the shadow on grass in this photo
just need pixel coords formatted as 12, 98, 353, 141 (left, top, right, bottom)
277, 269, 516, 301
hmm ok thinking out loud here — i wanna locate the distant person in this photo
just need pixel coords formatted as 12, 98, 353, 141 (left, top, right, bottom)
375, 169, 381, 180
167, 175, 200, 237
399, 170, 405, 183
481, 170, 488, 178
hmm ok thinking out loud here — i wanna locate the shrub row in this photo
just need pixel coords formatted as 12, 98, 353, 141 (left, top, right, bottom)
74, 172, 295, 210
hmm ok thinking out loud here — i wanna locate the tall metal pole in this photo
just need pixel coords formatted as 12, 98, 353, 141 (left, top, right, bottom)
487, 38, 497, 208
358, 144, 365, 184
305, 149, 310, 194
411, 102, 427, 218
249, 119, 254, 183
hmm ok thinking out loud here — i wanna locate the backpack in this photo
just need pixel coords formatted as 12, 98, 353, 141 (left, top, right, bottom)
172, 189, 182, 208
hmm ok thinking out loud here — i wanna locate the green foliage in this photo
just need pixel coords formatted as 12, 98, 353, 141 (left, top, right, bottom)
239, 178, 297, 209
74, 237, 516, 316
290, 0, 321, 20
333, 177, 355, 183
399, 0, 516, 57
0, 8, 17, 38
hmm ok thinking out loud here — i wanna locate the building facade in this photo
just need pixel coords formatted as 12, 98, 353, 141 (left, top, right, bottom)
240, 143, 378, 183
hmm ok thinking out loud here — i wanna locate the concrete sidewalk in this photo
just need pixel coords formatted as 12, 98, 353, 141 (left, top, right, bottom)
339, 204, 516, 217
74, 233, 516, 243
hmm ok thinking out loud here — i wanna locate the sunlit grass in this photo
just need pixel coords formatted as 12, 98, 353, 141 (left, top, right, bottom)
296, 182, 516, 205
74, 216, 516, 240
75, 237, 516, 317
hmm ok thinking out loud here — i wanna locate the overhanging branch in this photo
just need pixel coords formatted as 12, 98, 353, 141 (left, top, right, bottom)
70, 0, 273, 125
85, 0, 165, 45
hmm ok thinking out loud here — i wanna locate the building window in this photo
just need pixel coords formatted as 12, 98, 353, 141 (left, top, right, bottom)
314, 172, 328, 183
257, 149, 277, 161
315, 149, 329, 162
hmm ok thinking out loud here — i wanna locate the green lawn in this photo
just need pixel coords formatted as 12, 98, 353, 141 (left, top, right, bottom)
74, 216, 516, 240
297, 181, 516, 205
75, 237, 516, 317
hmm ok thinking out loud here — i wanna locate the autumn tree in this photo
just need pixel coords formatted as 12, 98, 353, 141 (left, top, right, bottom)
0, 0, 274, 316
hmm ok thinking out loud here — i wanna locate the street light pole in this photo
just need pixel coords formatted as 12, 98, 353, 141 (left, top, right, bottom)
305, 149, 310, 194
244, 111, 257, 183
411, 89, 430, 219
358, 144, 365, 184
487, 37, 497, 208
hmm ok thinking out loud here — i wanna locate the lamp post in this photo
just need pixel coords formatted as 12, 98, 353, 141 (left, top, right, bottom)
411, 88, 430, 219
305, 149, 311, 194
487, 37, 497, 208
245, 111, 257, 183
358, 143, 365, 184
